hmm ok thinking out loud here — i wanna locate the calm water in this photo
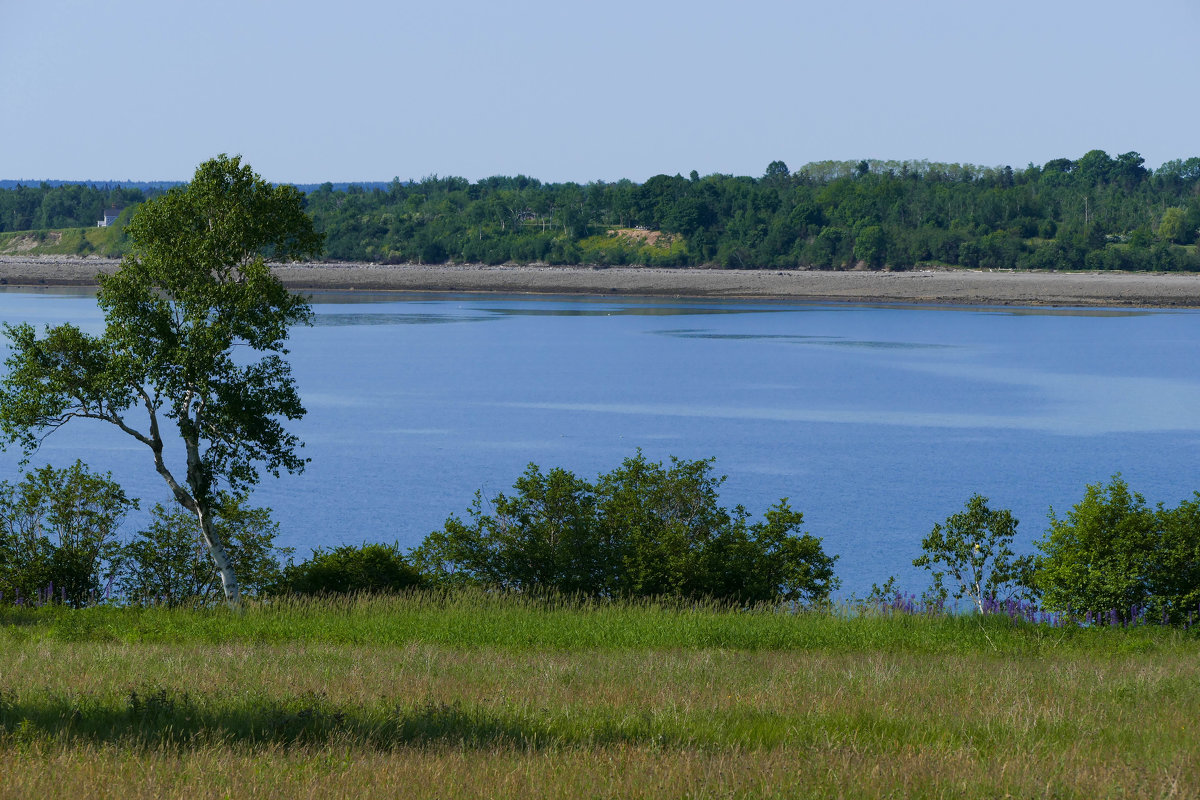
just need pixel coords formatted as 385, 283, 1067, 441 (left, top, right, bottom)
3, 287, 1200, 595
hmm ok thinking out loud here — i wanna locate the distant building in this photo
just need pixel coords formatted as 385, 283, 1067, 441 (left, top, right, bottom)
97, 206, 122, 227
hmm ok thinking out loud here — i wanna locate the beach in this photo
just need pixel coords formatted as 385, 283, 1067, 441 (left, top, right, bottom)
3, 256, 1200, 307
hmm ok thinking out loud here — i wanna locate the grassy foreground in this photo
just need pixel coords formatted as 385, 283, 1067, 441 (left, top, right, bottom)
2, 593, 1198, 799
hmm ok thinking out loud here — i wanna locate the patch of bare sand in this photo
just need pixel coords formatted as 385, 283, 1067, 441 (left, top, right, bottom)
2, 257, 1199, 307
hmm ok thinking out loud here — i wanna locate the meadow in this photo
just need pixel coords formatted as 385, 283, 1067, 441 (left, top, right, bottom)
1, 593, 1197, 799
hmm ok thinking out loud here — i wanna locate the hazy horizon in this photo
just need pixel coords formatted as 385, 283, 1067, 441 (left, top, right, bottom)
4, 151, 1195, 188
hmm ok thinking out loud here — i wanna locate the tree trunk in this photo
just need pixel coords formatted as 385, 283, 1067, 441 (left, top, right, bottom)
136, 399, 243, 609
182, 426, 242, 610
195, 498, 242, 608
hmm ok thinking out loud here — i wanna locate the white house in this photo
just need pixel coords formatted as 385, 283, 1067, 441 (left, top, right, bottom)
97, 207, 122, 227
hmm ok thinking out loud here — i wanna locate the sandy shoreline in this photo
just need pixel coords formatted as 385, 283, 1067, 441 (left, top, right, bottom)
3, 256, 1200, 307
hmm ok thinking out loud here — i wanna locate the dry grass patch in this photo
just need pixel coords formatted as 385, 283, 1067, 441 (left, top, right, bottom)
1, 741, 1195, 799
2, 639, 1198, 797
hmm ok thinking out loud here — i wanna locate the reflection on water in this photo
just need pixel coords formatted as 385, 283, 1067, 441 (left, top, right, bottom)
655, 329, 836, 341
482, 306, 766, 318
309, 295, 786, 326
312, 313, 497, 327
654, 329, 953, 350
494, 395, 1200, 436
989, 307, 1160, 318
0, 286, 99, 298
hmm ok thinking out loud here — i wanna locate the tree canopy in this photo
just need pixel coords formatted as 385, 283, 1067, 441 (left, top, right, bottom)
5, 150, 1200, 271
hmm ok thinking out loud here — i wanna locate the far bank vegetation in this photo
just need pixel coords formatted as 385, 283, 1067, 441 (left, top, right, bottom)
3, 150, 1199, 271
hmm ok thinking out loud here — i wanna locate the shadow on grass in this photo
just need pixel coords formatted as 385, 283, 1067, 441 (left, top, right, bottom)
0, 609, 48, 628
0, 689, 682, 751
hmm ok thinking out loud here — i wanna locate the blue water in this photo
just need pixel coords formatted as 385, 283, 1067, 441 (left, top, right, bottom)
3, 287, 1200, 595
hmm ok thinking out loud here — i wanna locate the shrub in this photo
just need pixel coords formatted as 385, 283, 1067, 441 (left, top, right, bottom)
1034, 475, 1200, 624
0, 461, 134, 606
278, 542, 422, 596
413, 452, 839, 605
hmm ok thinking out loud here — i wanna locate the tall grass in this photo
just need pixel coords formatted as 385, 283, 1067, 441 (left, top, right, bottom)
2, 593, 1198, 798
3, 590, 1193, 654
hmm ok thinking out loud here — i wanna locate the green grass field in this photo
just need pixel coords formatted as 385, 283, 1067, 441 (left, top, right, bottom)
2, 594, 1198, 798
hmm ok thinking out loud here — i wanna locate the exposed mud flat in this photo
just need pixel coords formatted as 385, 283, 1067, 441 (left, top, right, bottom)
3, 256, 1200, 307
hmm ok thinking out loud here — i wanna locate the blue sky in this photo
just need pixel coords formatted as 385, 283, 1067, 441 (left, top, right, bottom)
2, 0, 1198, 184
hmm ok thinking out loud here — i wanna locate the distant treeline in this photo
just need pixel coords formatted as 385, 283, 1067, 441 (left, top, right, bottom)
4, 151, 1200, 271
0, 184, 156, 232
0, 180, 393, 193
0, 180, 183, 192
0, 181, 393, 234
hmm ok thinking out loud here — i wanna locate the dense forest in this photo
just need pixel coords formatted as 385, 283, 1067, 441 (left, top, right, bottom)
0, 183, 153, 233
3, 150, 1199, 271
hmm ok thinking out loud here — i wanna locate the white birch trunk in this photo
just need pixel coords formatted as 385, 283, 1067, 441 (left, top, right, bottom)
184, 426, 242, 610
195, 500, 241, 608
134, 393, 243, 610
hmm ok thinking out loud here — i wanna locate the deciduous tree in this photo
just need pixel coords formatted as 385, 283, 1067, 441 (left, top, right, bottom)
120, 496, 291, 607
0, 155, 323, 607
913, 494, 1034, 614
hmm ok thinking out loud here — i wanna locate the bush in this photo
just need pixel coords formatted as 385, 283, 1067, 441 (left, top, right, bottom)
413, 452, 840, 605
1034, 475, 1200, 624
277, 542, 422, 596
0, 461, 134, 606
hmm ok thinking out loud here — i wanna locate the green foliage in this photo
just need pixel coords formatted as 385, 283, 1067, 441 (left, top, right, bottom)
413, 453, 839, 605
1158, 206, 1192, 245
1035, 476, 1154, 618
99, 154, 322, 493
697, 499, 841, 606
1035, 475, 1200, 623
120, 497, 292, 607
0, 182, 149, 234
277, 542, 422, 596
0, 461, 134, 606
8, 150, 1200, 271
852, 224, 889, 267
308, 151, 1200, 271
1154, 497, 1200, 620
913, 494, 1035, 613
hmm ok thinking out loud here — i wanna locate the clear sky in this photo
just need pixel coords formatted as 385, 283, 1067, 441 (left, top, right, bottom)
2, 0, 1198, 184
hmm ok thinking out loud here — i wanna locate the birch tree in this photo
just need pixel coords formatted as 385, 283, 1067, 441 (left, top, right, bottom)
0, 155, 323, 607
913, 494, 1035, 614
